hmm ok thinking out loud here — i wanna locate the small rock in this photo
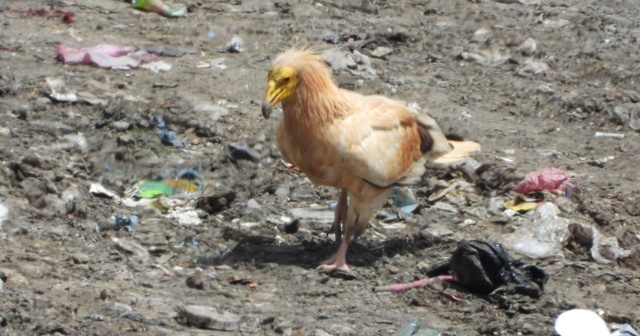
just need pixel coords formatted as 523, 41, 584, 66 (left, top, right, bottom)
386, 265, 400, 274
489, 215, 510, 225
275, 186, 290, 201
613, 106, 630, 125
518, 38, 537, 56
247, 199, 262, 210
322, 49, 356, 72
314, 330, 333, 336
602, 14, 633, 28
629, 107, 640, 131
516, 59, 549, 77
370, 46, 393, 59
226, 35, 244, 53
0, 127, 10, 137
224, 143, 261, 163
327, 324, 356, 336
472, 27, 491, 43
71, 253, 90, 264
194, 104, 229, 122
186, 272, 209, 290
111, 120, 131, 131
0, 268, 28, 286
177, 305, 240, 331
317, 312, 330, 320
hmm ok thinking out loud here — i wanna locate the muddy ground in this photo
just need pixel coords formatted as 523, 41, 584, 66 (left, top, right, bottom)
1, 0, 639, 335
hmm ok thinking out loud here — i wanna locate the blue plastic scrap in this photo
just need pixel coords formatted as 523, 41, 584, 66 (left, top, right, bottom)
151, 115, 187, 148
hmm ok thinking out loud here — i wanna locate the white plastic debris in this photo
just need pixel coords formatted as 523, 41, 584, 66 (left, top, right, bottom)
62, 133, 89, 153
141, 61, 172, 73
554, 309, 611, 336
290, 207, 334, 224
0, 203, 8, 230
90, 183, 118, 198
497, 202, 631, 262
46, 77, 78, 103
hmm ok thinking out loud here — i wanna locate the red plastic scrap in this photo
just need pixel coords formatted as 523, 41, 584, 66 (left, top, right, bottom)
513, 167, 578, 196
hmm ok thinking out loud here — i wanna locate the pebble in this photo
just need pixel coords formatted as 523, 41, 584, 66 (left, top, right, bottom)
224, 143, 261, 163
322, 49, 357, 71
0, 126, 10, 137
247, 199, 262, 210
194, 104, 229, 122
314, 330, 333, 336
111, 121, 131, 131
176, 305, 240, 331
112, 238, 149, 263
370, 46, 393, 58
71, 253, 90, 264
226, 35, 244, 53
518, 38, 537, 56
275, 186, 290, 201
0, 268, 28, 286
186, 272, 209, 290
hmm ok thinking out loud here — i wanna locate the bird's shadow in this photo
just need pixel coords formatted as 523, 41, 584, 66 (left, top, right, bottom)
197, 229, 448, 273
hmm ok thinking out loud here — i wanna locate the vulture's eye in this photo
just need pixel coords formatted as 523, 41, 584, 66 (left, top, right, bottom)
282, 77, 291, 83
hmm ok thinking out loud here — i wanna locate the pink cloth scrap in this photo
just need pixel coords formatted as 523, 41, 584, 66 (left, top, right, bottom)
56, 44, 158, 69
513, 167, 577, 195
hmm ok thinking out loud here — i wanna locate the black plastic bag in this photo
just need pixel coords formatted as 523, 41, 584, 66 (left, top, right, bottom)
426, 240, 548, 298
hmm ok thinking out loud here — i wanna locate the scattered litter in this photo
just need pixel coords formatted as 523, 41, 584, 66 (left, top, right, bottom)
229, 274, 257, 288
166, 208, 202, 226
555, 309, 611, 336
126, 180, 174, 199
394, 317, 441, 336
428, 180, 474, 202
62, 134, 89, 153
498, 202, 631, 262
163, 180, 200, 193
426, 240, 548, 297
98, 215, 139, 231
151, 116, 187, 147
0, 203, 9, 230
611, 323, 639, 336
177, 168, 203, 180
373, 275, 453, 293
8, 8, 75, 24
56, 44, 159, 70
89, 183, 118, 198
513, 168, 577, 196
502, 195, 542, 213
389, 187, 419, 213
395, 317, 419, 336
176, 305, 240, 331
46, 77, 78, 103
224, 143, 261, 163
595, 132, 625, 139
210, 58, 228, 70
290, 207, 334, 224
226, 35, 244, 53
132, 0, 187, 18
141, 61, 172, 73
